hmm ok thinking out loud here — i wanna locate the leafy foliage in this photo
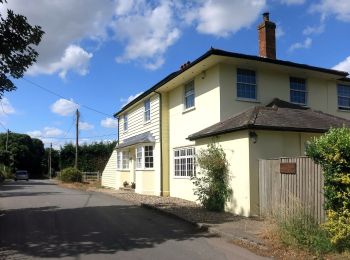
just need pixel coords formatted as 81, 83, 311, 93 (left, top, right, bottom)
0, 132, 45, 177
0, 0, 44, 97
191, 143, 231, 212
60, 142, 116, 172
59, 167, 82, 183
306, 127, 350, 250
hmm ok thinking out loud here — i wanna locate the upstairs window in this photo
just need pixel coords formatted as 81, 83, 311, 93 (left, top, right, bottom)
174, 147, 195, 177
184, 81, 195, 109
337, 84, 350, 110
237, 69, 257, 100
135, 145, 154, 169
144, 98, 151, 122
290, 77, 307, 105
117, 152, 122, 169
123, 114, 128, 131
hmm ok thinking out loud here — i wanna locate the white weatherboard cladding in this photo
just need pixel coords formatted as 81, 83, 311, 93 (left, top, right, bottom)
101, 149, 119, 189
119, 95, 160, 143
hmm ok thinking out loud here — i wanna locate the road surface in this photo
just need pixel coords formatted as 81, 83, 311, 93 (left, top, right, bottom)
0, 179, 268, 259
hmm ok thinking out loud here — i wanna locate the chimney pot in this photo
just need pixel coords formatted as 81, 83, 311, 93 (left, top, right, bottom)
263, 12, 269, 21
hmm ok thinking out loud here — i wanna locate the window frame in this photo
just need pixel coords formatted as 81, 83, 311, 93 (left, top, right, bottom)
174, 147, 195, 178
184, 80, 195, 110
122, 150, 129, 170
135, 145, 154, 170
144, 98, 151, 122
337, 84, 350, 111
290, 77, 307, 105
123, 114, 128, 132
236, 68, 257, 101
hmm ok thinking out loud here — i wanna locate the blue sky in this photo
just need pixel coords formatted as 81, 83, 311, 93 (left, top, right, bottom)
0, 0, 349, 148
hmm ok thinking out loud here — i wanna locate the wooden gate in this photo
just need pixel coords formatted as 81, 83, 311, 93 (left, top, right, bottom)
259, 157, 325, 222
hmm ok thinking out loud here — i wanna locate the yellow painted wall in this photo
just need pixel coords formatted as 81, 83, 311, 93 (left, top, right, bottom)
249, 130, 321, 215
219, 63, 350, 121
135, 170, 157, 195
195, 132, 251, 216
168, 65, 221, 200
160, 92, 170, 196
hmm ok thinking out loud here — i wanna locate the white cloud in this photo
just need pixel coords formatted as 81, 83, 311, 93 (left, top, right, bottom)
288, 37, 312, 52
27, 127, 63, 138
79, 121, 94, 131
333, 56, 350, 76
113, 0, 180, 70
303, 24, 325, 35
194, 0, 266, 37
276, 24, 285, 38
120, 92, 143, 107
28, 45, 93, 79
0, 98, 16, 116
51, 98, 80, 116
1, 0, 114, 78
101, 117, 118, 128
311, 0, 350, 22
280, 0, 305, 5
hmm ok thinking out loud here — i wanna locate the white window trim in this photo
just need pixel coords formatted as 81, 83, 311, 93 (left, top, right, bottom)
174, 147, 195, 179
117, 150, 129, 170
290, 77, 308, 106
337, 84, 350, 111
123, 114, 128, 132
144, 98, 151, 122
183, 80, 195, 111
236, 68, 258, 101
135, 144, 154, 170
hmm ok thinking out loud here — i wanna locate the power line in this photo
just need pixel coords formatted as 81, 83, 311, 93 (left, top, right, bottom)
22, 77, 113, 117
31, 133, 117, 140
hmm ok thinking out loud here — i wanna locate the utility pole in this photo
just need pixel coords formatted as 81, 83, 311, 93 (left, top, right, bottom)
75, 109, 79, 169
49, 143, 52, 179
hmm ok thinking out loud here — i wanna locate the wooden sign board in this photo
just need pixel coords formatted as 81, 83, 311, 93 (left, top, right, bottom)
280, 163, 296, 174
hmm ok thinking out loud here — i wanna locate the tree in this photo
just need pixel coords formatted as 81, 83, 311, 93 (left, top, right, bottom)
0, 0, 44, 97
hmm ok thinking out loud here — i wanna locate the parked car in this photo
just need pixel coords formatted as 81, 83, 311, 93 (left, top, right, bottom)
14, 170, 29, 181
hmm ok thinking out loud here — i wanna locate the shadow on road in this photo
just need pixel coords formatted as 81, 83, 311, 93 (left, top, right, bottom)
0, 204, 214, 258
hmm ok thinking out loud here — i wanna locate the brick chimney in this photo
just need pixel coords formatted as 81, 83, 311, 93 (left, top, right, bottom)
257, 12, 276, 59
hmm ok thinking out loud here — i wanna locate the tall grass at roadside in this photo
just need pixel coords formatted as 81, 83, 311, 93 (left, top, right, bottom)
267, 198, 333, 258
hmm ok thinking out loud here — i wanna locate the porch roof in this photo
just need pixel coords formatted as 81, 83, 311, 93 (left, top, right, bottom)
116, 132, 155, 149
188, 98, 350, 140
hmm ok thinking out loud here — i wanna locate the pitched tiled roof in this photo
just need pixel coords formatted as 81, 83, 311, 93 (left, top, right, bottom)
188, 99, 350, 140
117, 131, 155, 149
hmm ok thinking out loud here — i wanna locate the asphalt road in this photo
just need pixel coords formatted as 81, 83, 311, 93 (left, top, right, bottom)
0, 180, 268, 260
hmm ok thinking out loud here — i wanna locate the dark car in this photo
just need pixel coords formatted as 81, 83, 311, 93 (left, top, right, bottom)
14, 170, 29, 181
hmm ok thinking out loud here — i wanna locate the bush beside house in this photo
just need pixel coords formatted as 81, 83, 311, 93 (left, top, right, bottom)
59, 167, 82, 183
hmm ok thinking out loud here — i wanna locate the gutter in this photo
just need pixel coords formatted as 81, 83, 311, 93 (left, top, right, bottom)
153, 90, 164, 196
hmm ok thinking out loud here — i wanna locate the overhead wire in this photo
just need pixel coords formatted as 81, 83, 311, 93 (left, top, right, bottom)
22, 77, 113, 117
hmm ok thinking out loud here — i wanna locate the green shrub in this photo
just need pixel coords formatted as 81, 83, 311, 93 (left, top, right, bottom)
306, 127, 350, 251
59, 167, 82, 183
191, 143, 231, 212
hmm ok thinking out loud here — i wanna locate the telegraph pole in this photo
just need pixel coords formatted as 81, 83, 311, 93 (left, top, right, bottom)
75, 109, 79, 169
49, 143, 52, 179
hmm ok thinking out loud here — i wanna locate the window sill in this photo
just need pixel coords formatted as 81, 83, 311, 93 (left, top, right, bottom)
135, 168, 155, 171
182, 107, 195, 114
236, 98, 260, 103
117, 169, 130, 172
173, 176, 193, 179
144, 120, 151, 126
337, 108, 350, 112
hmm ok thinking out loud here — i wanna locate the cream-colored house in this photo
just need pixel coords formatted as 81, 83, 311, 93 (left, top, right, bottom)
102, 13, 350, 216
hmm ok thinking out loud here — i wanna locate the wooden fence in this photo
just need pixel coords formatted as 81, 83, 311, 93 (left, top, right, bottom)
82, 172, 101, 183
259, 157, 325, 223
